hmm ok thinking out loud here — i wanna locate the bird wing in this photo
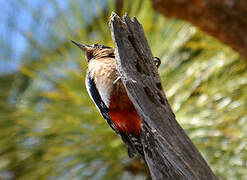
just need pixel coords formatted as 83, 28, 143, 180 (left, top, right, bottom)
85, 70, 117, 132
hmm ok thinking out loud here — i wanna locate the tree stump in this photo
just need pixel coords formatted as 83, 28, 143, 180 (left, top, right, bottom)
110, 12, 218, 180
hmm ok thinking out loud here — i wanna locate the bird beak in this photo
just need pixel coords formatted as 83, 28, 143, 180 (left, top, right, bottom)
71, 40, 90, 53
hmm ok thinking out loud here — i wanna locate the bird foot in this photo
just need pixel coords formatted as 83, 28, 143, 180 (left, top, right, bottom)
153, 57, 161, 68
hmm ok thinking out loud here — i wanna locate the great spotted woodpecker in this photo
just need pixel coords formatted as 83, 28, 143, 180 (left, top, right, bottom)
72, 41, 160, 158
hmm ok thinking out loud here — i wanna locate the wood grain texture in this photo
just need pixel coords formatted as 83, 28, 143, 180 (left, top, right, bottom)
150, 0, 247, 60
110, 12, 218, 180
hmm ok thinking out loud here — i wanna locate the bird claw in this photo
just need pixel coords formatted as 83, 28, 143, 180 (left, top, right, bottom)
114, 76, 121, 84
153, 57, 161, 68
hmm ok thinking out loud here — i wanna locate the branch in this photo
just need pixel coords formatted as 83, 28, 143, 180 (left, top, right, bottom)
110, 12, 218, 180
150, 0, 247, 60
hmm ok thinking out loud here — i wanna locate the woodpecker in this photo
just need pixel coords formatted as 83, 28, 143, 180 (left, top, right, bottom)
72, 41, 160, 158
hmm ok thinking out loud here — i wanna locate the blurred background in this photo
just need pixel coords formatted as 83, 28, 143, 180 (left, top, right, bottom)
0, 0, 247, 179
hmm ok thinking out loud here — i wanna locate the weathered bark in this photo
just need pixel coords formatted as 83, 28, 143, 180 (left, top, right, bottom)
150, 0, 247, 60
110, 12, 218, 180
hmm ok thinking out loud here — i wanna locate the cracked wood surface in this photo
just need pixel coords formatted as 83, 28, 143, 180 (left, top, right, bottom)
110, 12, 218, 180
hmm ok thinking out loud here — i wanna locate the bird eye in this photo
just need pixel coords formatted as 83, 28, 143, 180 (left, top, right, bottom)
92, 44, 98, 48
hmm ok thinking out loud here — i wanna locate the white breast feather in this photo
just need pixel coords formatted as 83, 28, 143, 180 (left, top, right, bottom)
96, 82, 112, 107
87, 61, 116, 107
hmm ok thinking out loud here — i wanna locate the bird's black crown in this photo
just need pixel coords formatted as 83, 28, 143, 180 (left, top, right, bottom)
92, 44, 112, 49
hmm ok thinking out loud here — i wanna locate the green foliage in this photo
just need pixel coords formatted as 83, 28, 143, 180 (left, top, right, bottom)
0, 0, 246, 179
160, 31, 247, 179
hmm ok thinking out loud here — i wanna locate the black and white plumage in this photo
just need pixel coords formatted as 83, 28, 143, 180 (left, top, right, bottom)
85, 70, 117, 132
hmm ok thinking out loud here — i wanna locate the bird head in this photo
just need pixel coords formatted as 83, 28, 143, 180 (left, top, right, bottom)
71, 41, 114, 62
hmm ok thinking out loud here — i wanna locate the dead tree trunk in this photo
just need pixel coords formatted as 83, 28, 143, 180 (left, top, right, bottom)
150, 0, 247, 60
110, 12, 218, 180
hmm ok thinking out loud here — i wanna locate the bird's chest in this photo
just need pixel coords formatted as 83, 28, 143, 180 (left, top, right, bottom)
88, 59, 118, 107
95, 77, 128, 109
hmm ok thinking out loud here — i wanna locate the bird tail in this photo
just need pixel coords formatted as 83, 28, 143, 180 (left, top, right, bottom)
120, 133, 144, 159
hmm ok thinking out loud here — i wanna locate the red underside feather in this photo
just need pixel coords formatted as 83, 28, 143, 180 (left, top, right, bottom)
108, 93, 141, 134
